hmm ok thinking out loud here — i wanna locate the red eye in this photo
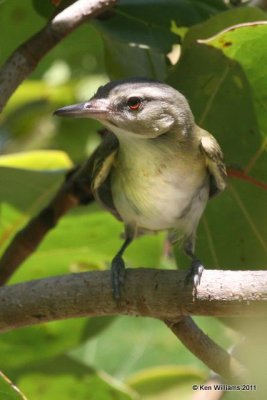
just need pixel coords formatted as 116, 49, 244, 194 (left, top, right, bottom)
127, 97, 142, 110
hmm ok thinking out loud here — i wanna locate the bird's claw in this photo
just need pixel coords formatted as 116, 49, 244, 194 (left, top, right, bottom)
111, 255, 126, 300
185, 259, 204, 292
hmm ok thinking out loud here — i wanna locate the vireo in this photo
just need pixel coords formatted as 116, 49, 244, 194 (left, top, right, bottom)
54, 78, 227, 299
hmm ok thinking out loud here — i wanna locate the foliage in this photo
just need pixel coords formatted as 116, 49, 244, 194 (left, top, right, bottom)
0, 0, 266, 399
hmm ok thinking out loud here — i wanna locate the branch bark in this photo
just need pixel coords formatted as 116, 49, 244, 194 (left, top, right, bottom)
1, 269, 266, 333
165, 317, 247, 382
0, 0, 117, 112
1, 268, 264, 380
0, 162, 94, 285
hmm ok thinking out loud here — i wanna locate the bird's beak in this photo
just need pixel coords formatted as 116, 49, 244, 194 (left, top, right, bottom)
53, 99, 110, 120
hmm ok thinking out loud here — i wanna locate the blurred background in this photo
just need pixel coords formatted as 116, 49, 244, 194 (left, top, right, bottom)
0, 0, 266, 399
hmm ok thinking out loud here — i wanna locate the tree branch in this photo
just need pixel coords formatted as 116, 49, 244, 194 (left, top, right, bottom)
0, 161, 94, 285
0, 133, 119, 285
0, 0, 117, 112
1, 269, 266, 332
165, 317, 247, 382
1, 268, 264, 380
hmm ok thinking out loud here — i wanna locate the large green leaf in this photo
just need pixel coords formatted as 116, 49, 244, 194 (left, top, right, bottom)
168, 13, 267, 270
94, 0, 227, 80
203, 22, 267, 143
0, 320, 87, 370
183, 6, 266, 48
71, 316, 231, 378
8, 355, 133, 400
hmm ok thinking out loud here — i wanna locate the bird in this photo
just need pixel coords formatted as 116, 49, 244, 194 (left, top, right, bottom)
54, 78, 227, 299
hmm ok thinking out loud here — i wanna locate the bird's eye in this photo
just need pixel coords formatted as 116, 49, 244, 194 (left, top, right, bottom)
126, 97, 142, 110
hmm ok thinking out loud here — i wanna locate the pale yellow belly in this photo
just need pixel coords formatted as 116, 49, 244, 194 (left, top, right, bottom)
111, 164, 209, 234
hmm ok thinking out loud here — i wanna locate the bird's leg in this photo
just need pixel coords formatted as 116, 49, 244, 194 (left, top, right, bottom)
111, 235, 133, 300
183, 236, 205, 290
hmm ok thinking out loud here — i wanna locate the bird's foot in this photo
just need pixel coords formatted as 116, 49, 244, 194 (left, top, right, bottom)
111, 254, 126, 300
185, 259, 204, 291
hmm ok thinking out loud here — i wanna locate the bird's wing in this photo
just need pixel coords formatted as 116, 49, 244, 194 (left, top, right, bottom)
199, 129, 227, 198
91, 132, 122, 220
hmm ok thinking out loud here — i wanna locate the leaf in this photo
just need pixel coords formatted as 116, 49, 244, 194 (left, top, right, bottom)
31, 0, 75, 20
168, 13, 267, 270
0, 151, 73, 170
0, 167, 64, 255
71, 316, 231, 378
8, 355, 133, 400
9, 206, 164, 284
0, 320, 88, 370
202, 22, 267, 143
0, 167, 64, 214
127, 366, 205, 399
183, 6, 267, 49
0, 371, 27, 400
81, 316, 117, 342
94, 0, 226, 79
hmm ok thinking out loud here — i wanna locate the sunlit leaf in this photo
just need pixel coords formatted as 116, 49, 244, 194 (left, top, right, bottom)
0, 151, 73, 170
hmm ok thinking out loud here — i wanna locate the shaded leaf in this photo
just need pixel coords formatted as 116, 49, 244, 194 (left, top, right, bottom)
127, 365, 205, 400
0, 320, 87, 370
168, 15, 267, 270
10, 355, 133, 400
94, 0, 226, 79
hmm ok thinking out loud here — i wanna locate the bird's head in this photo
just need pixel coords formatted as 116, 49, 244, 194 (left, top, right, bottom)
54, 78, 194, 140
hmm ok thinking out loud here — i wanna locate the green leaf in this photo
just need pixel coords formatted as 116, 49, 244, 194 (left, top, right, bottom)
0, 320, 87, 370
9, 206, 164, 284
102, 0, 227, 40
9, 355, 133, 400
127, 365, 205, 399
81, 316, 117, 342
0, 371, 27, 400
94, 0, 226, 79
31, 0, 75, 20
70, 316, 230, 378
0, 151, 73, 170
202, 22, 267, 143
183, 6, 267, 49
0, 167, 64, 257
102, 37, 167, 81
93, 5, 176, 80
168, 16, 267, 270
0, 167, 64, 214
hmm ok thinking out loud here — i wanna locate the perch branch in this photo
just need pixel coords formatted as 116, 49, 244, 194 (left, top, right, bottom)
0, 269, 266, 330
0, 0, 117, 112
1, 268, 264, 380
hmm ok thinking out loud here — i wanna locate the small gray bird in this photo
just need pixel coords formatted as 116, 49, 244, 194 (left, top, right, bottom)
54, 78, 227, 299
